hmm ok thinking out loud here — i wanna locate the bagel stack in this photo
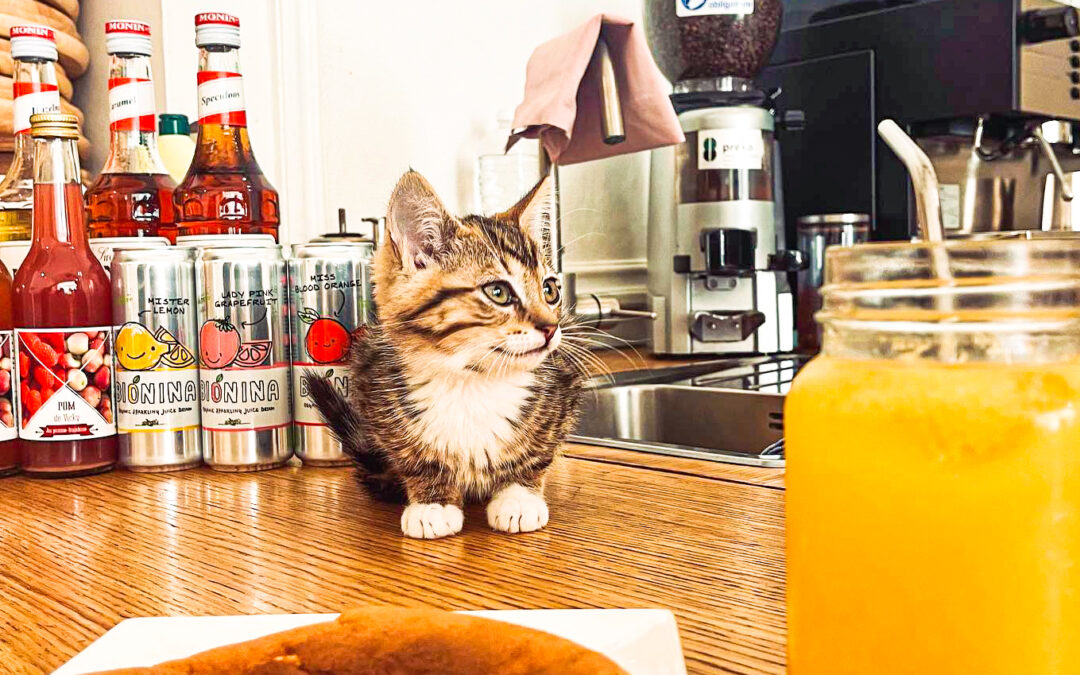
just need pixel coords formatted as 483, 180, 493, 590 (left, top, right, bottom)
0, 0, 88, 174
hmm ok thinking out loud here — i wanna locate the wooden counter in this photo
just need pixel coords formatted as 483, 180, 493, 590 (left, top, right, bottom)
0, 444, 786, 675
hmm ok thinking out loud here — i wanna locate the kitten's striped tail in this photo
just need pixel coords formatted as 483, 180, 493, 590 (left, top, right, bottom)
304, 372, 387, 477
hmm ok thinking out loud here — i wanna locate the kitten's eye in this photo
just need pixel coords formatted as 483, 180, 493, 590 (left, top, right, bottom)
482, 281, 515, 306
542, 278, 560, 304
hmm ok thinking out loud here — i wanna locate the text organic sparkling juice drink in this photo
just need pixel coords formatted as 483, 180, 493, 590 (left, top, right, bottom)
12, 113, 116, 477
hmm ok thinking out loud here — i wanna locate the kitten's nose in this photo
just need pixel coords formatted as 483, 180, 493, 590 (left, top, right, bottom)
538, 324, 559, 345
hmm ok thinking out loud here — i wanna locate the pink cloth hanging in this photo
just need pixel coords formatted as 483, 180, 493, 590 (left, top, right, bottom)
507, 14, 684, 165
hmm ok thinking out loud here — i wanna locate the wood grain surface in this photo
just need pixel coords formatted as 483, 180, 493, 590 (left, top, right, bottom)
0, 455, 787, 675
0, 11, 88, 76
566, 443, 786, 489
38, 0, 75, 22
0, 0, 79, 37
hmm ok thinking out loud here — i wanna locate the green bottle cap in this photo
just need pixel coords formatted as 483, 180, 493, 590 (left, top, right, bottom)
158, 113, 191, 136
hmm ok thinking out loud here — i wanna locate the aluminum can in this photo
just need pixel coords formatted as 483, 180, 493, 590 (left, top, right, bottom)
89, 236, 170, 275
177, 234, 276, 249
196, 246, 292, 470
112, 248, 201, 471
288, 242, 374, 466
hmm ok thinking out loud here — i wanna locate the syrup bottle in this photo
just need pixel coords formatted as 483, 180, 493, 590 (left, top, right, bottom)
0, 258, 17, 476
174, 12, 279, 240
13, 113, 116, 478
85, 20, 177, 242
0, 26, 62, 244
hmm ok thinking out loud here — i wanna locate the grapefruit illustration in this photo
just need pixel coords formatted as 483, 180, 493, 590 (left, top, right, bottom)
234, 340, 272, 367
199, 319, 242, 368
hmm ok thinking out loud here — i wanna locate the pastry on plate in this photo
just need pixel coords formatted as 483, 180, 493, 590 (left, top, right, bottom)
91, 606, 628, 674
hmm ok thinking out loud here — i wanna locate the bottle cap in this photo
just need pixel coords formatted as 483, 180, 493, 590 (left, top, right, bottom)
10, 25, 58, 62
105, 20, 152, 56
195, 12, 240, 48
158, 113, 191, 136
30, 112, 78, 139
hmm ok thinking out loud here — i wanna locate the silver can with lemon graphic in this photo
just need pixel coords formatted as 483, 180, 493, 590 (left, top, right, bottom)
112, 247, 202, 471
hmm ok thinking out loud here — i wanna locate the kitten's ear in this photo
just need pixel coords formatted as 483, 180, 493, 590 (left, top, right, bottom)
386, 171, 452, 271
500, 176, 554, 255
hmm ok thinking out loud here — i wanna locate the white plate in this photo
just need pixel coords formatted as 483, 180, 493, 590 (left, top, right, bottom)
54, 609, 686, 675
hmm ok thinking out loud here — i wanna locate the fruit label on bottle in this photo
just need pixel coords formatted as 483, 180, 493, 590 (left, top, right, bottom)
114, 322, 199, 433
698, 128, 764, 170
108, 78, 156, 132
13, 82, 61, 135
0, 331, 15, 442
198, 318, 288, 431
197, 71, 246, 127
675, 0, 754, 16
14, 328, 116, 441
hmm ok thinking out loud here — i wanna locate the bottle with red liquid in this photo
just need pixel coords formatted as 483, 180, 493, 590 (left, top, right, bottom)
0, 25, 61, 245
85, 20, 176, 242
174, 12, 279, 240
13, 113, 116, 478
0, 258, 17, 476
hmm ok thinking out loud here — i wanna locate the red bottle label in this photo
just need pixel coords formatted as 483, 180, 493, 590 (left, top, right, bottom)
15, 328, 116, 441
197, 71, 246, 127
108, 77, 156, 132
0, 331, 14, 442
12, 82, 60, 134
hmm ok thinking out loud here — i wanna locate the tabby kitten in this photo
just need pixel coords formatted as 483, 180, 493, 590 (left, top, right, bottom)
309, 170, 584, 539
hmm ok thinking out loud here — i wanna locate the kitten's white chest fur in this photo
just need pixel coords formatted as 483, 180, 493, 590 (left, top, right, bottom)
409, 369, 534, 468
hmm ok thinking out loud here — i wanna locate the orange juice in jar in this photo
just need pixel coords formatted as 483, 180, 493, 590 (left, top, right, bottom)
785, 239, 1080, 674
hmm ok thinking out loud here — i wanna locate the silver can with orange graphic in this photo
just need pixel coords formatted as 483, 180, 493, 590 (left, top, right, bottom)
112, 247, 202, 471
288, 242, 374, 466
196, 246, 292, 471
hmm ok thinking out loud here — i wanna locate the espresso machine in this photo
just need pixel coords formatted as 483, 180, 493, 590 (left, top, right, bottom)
644, 1, 804, 355
762, 0, 1080, 241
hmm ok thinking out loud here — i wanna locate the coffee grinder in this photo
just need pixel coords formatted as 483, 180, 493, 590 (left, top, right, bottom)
644, 0, 802, 355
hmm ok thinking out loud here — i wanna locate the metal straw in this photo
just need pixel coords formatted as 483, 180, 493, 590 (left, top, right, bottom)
877, 119, 957, 360
877, 119, 945, 244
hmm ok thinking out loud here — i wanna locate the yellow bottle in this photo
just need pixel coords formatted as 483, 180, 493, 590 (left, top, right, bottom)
157, 113, 195, 185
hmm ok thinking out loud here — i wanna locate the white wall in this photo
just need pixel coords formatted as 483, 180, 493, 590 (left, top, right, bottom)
310, 0, 650, 292
83, 0, 654, 294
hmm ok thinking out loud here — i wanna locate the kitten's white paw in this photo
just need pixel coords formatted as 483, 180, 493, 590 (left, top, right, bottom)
401, 503, 464, 539
487, 484, 549, 534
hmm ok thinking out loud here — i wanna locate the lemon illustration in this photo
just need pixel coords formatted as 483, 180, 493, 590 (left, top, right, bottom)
155, 327, 196, 368
115, 323, 171, 371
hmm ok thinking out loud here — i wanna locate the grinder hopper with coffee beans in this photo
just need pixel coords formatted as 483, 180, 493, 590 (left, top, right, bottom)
644, 0, 805, 355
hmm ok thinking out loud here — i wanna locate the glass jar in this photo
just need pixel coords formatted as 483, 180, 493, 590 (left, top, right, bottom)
794, 213, 870, 353
785, 238, 1080, 674
676, 106, 775, 204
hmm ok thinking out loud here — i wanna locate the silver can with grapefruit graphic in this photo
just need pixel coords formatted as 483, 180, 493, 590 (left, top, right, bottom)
112, 248, 202, 471
288, 242, 374, 466
196, 246, 292, 471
